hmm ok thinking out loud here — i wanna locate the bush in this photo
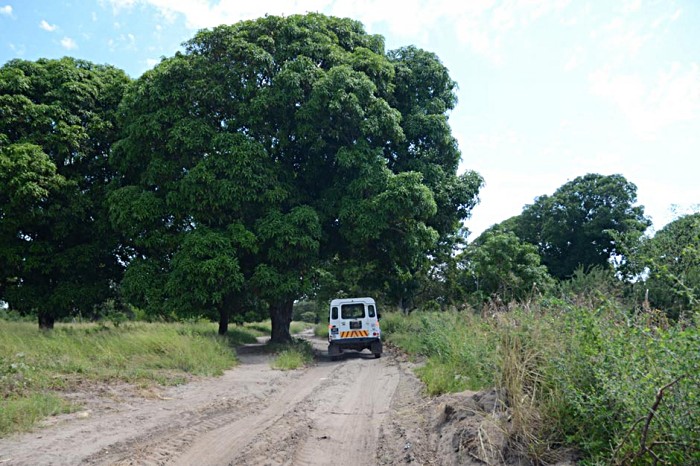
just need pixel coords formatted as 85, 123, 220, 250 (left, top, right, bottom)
383, 303, 700, 464
299, 311, 317, 323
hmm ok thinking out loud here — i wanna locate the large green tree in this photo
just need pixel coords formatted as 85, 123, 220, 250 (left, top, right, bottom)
459, 228, 554, 302
111, 14, 481, 340
513, 173, 650, 279
633, 213, 700, 317
0, 58, 130, 328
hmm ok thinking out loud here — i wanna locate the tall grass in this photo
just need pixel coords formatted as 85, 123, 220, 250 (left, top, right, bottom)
382, 311, 498, 394
0, 321, 258, 436
383, 305, 700, 464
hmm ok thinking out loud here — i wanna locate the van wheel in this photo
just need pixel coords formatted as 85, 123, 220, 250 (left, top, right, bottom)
370, 341, 383, 357
373, 353, 381, 359
328, 344, 341, 361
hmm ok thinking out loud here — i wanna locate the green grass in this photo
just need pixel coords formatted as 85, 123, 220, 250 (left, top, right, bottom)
0, 320, 259, 437
0, 393, 75, 435
381, 311, 498, 394
244, 320, 312, 337
244, 320, 271, 336
313, 322, 329, 338
269, 339, 314, 370
290, 321, 312, 334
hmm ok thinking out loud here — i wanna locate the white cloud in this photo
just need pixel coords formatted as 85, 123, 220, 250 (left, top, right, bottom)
595, 17, 650, 58
107, 0, 137, 14
145, 57, 160, 68
621, 0, 641, 14
39, 19, 57, 32
563, 46, 585, 71
107, 0, 571, 64
60, 36, 78, 50
0, 4, 12, 16
589, 62, 700, 138
652, 8, 681, 29
9, 42, 25, 55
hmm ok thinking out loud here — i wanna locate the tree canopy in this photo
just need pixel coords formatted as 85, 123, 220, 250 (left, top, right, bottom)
460, 228, 553, 302
109, 13, 482, 339
0, 57, 130, 328
635, 213, 700, 317
512, 173, 650, 279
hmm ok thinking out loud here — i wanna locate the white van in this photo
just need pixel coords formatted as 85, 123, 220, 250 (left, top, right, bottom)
328, 297, 382, 360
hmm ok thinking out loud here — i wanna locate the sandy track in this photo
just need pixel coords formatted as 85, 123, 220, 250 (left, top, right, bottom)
0, 332, 428, 466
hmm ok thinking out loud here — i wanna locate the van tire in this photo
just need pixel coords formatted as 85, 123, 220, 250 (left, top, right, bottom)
370, 340, 383, 357
328, 343, 341, 361
373, 352, 381, 358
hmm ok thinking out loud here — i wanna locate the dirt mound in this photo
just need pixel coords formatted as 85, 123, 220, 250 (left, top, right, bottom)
429, 389, 577, 466
377, 345, 577, 466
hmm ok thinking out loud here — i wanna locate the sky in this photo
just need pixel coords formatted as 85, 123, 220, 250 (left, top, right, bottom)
1, 0, 698, 239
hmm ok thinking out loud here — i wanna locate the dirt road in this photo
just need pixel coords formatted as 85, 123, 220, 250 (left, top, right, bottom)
0, 331, 436, 465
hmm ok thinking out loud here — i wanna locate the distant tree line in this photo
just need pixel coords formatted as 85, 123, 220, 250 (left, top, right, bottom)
1, 14, 697, 338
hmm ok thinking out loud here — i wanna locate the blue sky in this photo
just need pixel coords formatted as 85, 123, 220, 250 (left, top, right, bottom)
1, 0, 698, 238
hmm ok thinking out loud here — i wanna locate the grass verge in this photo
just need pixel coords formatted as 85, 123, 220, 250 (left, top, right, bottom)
0, 320, 259, 437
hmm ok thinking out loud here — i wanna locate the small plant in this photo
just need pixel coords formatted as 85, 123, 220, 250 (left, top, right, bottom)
289, 321, 312, 334
269, 339, 313, 370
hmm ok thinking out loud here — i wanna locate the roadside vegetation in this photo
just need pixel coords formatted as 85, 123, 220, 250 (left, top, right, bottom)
269, 340, 314, 371
0, 321, 257, 436
382, 279, 699, 465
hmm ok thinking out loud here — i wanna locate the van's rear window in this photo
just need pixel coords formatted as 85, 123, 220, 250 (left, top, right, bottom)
341, 303, 365, 319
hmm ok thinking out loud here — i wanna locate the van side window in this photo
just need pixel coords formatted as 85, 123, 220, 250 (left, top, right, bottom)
368, 305, 376, 318
331, 307, 338, 320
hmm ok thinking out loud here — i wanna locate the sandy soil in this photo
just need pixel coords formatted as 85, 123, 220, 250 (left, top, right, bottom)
0, 330, 575, 466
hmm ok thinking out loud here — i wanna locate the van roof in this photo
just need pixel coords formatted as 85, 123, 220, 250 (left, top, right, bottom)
330, 297, 375, 305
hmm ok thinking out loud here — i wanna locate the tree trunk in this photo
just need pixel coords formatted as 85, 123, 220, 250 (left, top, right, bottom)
269, 299, 293, 343
38, 312, 55, 330
398, 296, 409, 315
218, 293, 236, 335
218, 307, 229, 335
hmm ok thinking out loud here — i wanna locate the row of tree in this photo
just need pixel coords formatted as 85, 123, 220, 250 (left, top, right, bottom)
444, 177, 698, 318
1, 14, 697, 337
1, 14, 483, 338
